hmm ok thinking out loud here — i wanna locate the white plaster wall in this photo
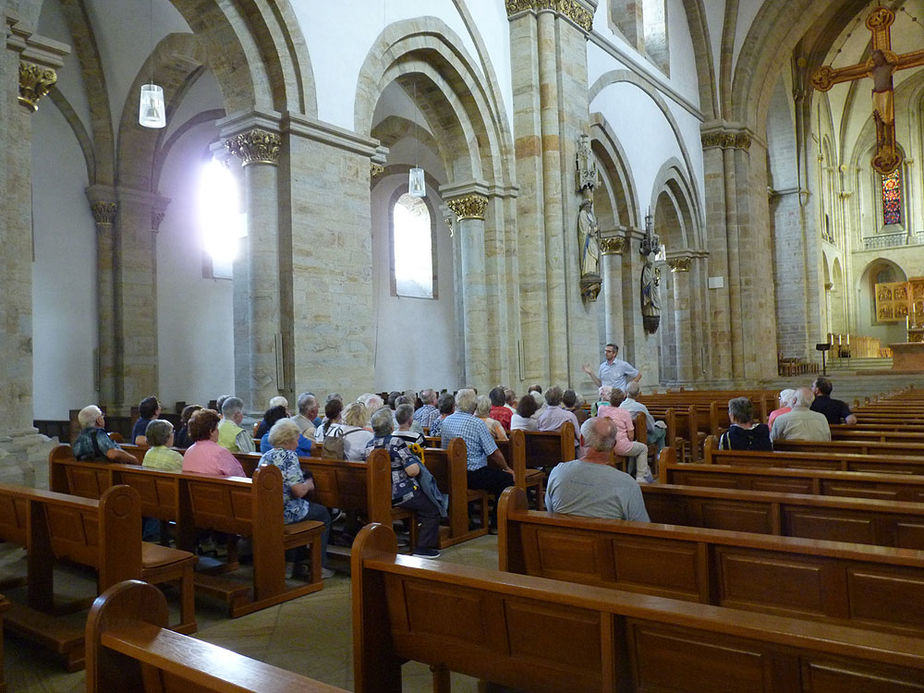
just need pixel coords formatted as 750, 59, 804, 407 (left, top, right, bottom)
155, 122, 234, 407
163, 69, 223, 142
32, 100, 98, 420
590, 81, 687, 225
83, 0, 190, 130
297, 1, 510, 133
370, 169, 459, 393
38, 0, 92, 137
666, 0, 699, 105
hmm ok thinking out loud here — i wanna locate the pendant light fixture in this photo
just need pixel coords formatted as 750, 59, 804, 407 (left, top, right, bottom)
409, 79, 425, 197
139, 0, 166, 128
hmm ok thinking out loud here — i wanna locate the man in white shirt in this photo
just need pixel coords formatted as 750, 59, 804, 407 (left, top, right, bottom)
582, 343, 641, 392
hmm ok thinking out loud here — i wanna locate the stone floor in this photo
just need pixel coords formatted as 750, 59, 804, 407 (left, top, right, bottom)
0, 533, 501, 693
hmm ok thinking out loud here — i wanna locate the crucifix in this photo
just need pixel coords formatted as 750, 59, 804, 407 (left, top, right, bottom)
811, 5, 924, 175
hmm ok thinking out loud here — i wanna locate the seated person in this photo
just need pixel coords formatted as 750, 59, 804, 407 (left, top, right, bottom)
142, 419, 184, 472
427, 393, 455, 438
810, 377, 858, 425
563, 389, 589, 426
510, 394, 539, 431
173, 404, 202, 449
340, 401, 374, 461
537, 386, 580, 447
475, 395, 508, 442
131, 396, 161, 445
315, 398, 344, 442
620, 382, 666, 453
546, 417, 650, 521
488, 386, 512, 431
217, 397, 255, 453
770, 387, 831, 442
73, 405, 138, 463
363, 407, 442, 558
392, 403, 426, 447
597, 389, 654, 483
258, 419, 334, 579
182, 409, 246, 476
767, 389, 795, 429
259, 405, 312, 456
718, 397, 773, 451
254, 395, 289, 438
591, 386, 612, 417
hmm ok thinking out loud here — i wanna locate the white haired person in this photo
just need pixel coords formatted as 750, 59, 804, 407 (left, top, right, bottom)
72, 405, 137, 464
767, 388, 795, 429
217, 397, 255, 453
258, 418, 334, 579
142, 419, 183, 472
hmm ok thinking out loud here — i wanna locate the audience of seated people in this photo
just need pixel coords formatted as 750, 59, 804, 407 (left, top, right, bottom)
596, 389, 653, 483
255, 395, 289, 438
173, 404, 202, 449
183, 408, 246, 477
74, 404, 138, 463
718, 397, 773, 451
142, 419, 184, 472
131, 396, 161, 446
545, 417, 650, 521
217, 397, 255, 454
476, 395, 508, 442
810, 377, 858, 425
259, 405, 313, 456
537, 386, 580, 447
258, 418, 334, 579
510, 394, 539, 431
769, 387, 831, 442
362, 408, 443, 558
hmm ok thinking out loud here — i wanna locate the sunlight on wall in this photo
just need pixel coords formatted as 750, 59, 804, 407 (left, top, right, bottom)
198, 160, 244, 277
393, 193, 434, 298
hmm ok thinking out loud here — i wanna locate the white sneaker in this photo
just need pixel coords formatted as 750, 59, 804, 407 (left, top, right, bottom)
636, 471, 655, 484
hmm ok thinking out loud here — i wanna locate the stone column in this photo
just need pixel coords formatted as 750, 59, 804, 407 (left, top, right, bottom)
507, 0, 598, 386
599, 234, 626, 348
224, 121, 282, 414
667, 255, 693, 381
1, 12, 68, 485
86, 190, 118, 403
446, 191, 490, 389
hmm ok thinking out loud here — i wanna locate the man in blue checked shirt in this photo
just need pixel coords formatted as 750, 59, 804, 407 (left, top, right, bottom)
440, 388, 514, 530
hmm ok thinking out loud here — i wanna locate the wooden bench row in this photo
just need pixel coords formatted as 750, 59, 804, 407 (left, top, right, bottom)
352, 522, 924, 692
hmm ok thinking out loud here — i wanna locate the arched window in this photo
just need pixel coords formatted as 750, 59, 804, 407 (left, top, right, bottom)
881, 169, 902, 226
391, 193, 435, 299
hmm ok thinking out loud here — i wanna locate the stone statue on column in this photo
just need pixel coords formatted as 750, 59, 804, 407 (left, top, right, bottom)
640, 210, 661, 334
576, 134, 600, 302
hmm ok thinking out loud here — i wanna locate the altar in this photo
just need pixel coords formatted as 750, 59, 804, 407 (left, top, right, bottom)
889, 342, 924, 371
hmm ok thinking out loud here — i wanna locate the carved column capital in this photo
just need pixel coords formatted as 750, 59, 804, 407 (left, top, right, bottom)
599, 237, 625, 255
701, 127, 752, 152
667, 256, 693, 273
18, 62, 57, 112
505, 0, 595, 31
225, 128, 281, 166
446, 193, 489, 221
370, 163, 385, 178
90, 201, 118, 227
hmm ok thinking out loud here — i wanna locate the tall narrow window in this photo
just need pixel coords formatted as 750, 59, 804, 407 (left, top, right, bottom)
392, 193, 434, 298
881, 169, 902, 226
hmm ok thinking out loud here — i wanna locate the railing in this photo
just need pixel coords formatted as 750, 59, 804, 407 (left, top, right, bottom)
863, 231, 924, 250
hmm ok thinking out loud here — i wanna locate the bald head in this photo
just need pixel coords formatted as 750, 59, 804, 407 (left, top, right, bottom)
581, 416, 618, 452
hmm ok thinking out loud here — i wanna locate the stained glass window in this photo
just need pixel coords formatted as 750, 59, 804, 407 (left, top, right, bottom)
881, 169, 902, 226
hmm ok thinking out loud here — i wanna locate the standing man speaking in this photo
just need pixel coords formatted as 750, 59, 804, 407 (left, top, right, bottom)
582, 343, 641, 392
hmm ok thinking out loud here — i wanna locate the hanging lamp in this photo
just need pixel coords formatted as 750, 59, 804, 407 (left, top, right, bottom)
408, 80, 425, 197
139, 0, 166, 128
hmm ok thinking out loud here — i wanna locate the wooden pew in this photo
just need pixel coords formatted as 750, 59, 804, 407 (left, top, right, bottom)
352, 522, 924, 692
0, 482, 195, 670
500, 431, 545, 508
86, 579, 347, 692
498, 487, 924, 637
640, 482, 924, 549
704, 436, 924, 475
48, 447, 325, 618
423, 439, 490, 548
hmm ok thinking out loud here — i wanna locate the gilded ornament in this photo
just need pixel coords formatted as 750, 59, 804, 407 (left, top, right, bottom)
668, 257, 692, 273
90, 201, 118, 226
701, 130, 751, 151
225, 128, 281, 166
370, 163, 385, 178
505, 0, 593, 31
18, 62, 57, 112
599, 237, 625, 255
446, 193, 489, 221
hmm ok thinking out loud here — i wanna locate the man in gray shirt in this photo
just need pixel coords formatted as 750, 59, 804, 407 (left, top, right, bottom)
545, 417, 650, 521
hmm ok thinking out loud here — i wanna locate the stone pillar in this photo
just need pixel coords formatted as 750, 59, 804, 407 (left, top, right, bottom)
224, 121, 282, 413
86, 190, 118, 403
446, 191, 490, 389
667, 255, 693, 381
599, 234, 626, 348
507, 0, 598, 387
1, 12, 68, 485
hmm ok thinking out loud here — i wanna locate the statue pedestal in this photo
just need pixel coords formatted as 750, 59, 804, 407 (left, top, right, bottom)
889, 342, 924, 371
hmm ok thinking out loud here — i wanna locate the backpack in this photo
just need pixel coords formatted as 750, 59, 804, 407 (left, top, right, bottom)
321, 426, 344, 459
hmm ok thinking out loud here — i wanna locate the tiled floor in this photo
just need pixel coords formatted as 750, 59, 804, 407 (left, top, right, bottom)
0, 533, 501, 692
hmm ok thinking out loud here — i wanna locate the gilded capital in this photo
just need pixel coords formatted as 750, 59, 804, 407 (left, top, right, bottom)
225, 128, 281, 166
370, 163, 385, 178
446, 193, 489, 221
505, 0, 594, 32
667, 257, 692, 273
90, 201, 118, 226
599, 237, 625, 255
701, 130, 751, 152
18, 62, 57, 112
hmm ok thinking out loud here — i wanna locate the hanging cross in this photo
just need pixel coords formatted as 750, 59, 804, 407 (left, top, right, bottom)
811, 6, 924, 175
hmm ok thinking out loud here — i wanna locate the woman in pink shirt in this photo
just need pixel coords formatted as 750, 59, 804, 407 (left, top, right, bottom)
767, 389, 795, 429
596, 389, 654, 483
182, 408, 246, 477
